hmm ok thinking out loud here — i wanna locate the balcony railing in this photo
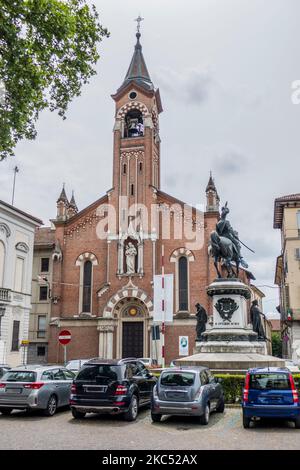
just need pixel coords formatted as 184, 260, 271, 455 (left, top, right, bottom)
0, 288, 11, 302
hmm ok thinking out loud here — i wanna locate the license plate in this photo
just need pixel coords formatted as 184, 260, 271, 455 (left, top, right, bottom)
84, 386, 107, 393
167, 392, 186, 399
258, 397, 280, 404
6, 388, 22, 394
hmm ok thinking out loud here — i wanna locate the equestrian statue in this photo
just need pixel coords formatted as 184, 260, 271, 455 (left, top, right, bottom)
209, 202, 254, 279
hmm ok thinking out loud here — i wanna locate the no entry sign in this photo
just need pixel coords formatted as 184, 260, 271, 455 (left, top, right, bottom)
58, 330, 71, 346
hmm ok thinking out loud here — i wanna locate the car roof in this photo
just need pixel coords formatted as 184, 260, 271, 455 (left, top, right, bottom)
10, 365, 66, 372
161, 366, 208, 373
248, 367, 290, 374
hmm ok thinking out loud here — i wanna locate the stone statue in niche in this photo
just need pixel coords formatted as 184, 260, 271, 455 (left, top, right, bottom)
195, 303, 208, 341
125, 242, 137, 274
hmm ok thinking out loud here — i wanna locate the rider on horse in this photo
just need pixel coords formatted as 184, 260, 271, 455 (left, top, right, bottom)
216, 205, 242, 261
210, 202, 250, 278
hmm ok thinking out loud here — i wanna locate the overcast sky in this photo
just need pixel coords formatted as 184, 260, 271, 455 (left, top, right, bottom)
1, 0, 299, 312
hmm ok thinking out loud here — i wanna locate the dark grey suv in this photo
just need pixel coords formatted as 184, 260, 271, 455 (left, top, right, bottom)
70, 358, 157, 421
151, 366, 224, 424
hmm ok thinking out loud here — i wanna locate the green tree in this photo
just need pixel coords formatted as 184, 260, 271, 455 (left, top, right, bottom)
0, 0, 109, 160
271, 332, 282, 358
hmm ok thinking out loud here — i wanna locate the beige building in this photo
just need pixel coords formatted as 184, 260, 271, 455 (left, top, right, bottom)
274, 193, 300, 359
28, 227, 55, 364
0, 200, 42, 366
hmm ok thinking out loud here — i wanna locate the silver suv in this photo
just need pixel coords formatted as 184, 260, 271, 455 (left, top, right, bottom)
0, 365, 75, 416
151, 366, 224, 424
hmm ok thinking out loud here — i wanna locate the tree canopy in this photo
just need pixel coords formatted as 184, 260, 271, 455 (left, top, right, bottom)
0, 0, 109, 160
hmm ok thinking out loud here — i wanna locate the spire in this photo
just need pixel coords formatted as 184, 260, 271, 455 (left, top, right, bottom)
57, 183, 69, 204
69, 191, 78, 212
206, 171, 217, 193
118, 18, 153, 92
206, 172, 220, 213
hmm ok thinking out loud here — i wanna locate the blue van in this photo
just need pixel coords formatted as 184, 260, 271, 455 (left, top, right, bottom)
242, 367, 300, 428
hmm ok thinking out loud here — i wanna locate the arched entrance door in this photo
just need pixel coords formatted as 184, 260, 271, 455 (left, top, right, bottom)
122, 321, 143, 358
113, 298, 149, 358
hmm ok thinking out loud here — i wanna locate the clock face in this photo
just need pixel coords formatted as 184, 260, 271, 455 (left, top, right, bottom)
129, 307, 138, 316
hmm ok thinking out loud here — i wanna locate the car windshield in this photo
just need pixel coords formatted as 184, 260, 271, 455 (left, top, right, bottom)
249, 373, 291, 390
2, 371, 37, 382
161, 372, 195, 387
66, 360, 85, 369
76, 365, 122, 383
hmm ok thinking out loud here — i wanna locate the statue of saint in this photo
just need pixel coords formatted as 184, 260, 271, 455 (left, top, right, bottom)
125, 242, 137, 274
250, 300, 266, 341
195, 303, 208, 341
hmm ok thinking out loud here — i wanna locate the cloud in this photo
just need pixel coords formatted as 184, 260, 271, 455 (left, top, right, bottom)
153, 67, 215, 105
213, 148, 249, 174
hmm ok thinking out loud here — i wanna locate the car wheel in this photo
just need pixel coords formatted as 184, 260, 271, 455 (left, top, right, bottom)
124, 395, 139, 422
243, 413, 251, 429
151, 413, 162, 423
216, 397, 225, 413
43, 395, 57, 417
199, 403, 210, 425
0, 408, 12, 416
294, 417, 300, 429
71, 408, 86, 419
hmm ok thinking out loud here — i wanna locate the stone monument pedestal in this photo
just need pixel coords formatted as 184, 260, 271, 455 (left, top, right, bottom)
175, 279, 285, 373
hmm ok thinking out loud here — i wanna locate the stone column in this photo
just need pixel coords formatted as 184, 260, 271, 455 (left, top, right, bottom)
138, 241, 144, 274
117, 241, 124, 275
98, 324, 115, 359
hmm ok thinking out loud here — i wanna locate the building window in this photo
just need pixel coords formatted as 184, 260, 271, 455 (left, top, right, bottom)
39, 286, 48, 301
123, 163, 127, 175
139, 162, 143, 173
123, 109, 144, 138
37, 315, 47, 338
178, 256, 188, 311
11, 320, 20, 351
37, 346, 46, 356
130, 184, 134, 196
82, 260, 92, 312
0, 308, 4, 336
41, 258, 49, 273
0, 241, 4, 287
14, 256, 24, 292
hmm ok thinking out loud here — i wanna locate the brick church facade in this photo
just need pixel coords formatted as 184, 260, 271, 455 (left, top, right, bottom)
45, 30, 251, 365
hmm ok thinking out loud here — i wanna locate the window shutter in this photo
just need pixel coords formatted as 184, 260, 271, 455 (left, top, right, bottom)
12, 320, 20, 351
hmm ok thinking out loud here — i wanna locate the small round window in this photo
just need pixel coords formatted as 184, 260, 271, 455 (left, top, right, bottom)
129, 91, 137, 100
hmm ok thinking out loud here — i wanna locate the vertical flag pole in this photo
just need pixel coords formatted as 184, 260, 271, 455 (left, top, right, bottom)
161, 244, 165, 368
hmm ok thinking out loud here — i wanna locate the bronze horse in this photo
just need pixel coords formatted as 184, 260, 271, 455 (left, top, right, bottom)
209, 231, 248, 279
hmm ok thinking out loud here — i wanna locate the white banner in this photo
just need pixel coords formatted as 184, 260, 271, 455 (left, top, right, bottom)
179, 336, 189, 356
153, 274, 174, 322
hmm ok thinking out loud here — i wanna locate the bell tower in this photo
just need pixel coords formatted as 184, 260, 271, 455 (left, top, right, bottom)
111, 21, 163, 212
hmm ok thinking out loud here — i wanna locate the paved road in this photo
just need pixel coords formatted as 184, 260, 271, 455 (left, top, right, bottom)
0, 407, 299, 450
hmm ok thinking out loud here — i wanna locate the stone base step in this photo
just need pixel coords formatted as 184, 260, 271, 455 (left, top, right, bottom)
175, 352, 285, 371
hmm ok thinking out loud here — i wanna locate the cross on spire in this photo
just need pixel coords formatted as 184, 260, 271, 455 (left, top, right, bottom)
134, 15, 144, 34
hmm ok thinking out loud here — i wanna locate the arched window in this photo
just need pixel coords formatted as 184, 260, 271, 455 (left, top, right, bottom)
178, 256, 188, 311
0, 241, 5, 287
82, 260, 92, 312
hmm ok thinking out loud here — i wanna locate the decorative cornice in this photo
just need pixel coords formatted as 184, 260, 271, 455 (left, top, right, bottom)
0, 223, 11, 238
15, 242, 29, 253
